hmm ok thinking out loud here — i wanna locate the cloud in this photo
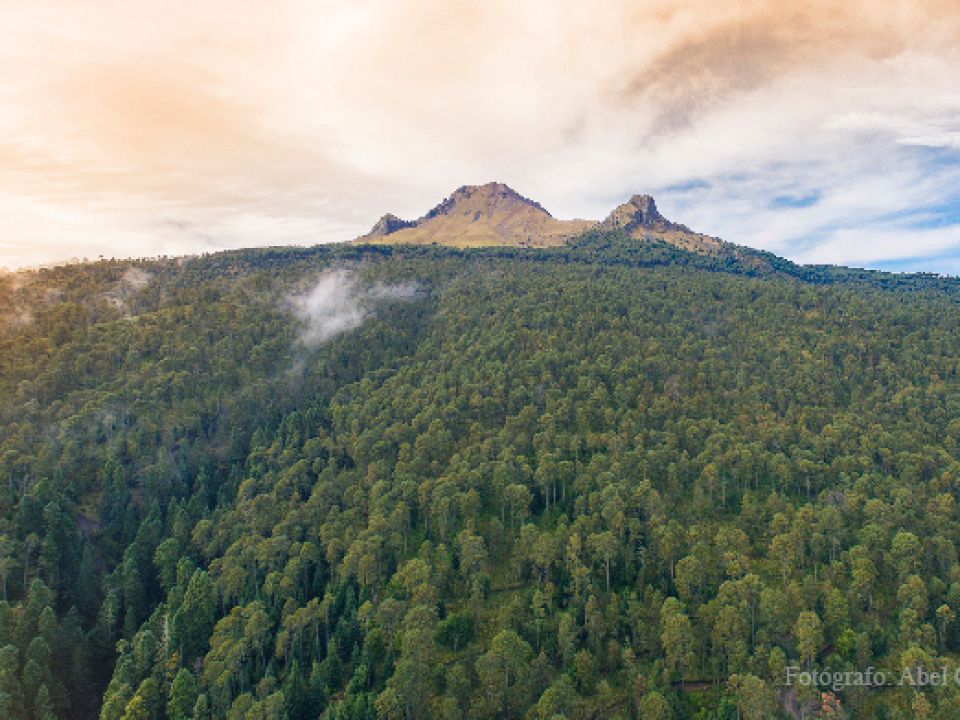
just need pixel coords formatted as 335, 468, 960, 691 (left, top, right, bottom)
3, 1, 960, 270
289, 269, 417, 345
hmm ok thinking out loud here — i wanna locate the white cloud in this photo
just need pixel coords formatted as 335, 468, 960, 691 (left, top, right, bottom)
2, 1, 960, 270
795, 225, 960, 266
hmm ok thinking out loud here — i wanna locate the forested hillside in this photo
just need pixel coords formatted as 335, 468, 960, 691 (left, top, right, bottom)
1, 235, 959, 719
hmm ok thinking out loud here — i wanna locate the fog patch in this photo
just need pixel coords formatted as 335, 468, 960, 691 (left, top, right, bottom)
122, 267, 152, 288
1, 306, 33, 329
368, 280, 419, 302
290, 269, 418, 346
104, 266, 153, 312
0, 271, 33, 328
0, 270, 28, 292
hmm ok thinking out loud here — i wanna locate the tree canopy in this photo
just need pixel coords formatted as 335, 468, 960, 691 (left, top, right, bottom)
1, 235, 959, 718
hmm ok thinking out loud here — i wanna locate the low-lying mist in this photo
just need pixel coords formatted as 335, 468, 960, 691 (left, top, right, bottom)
289, 269, 418, 345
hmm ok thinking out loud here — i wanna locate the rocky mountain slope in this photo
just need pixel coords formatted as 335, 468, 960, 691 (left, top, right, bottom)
357, 182, 593, 247
356, 183, 769, 270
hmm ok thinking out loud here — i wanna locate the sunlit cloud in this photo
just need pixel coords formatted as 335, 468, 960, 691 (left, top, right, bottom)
2, 0, 960, 271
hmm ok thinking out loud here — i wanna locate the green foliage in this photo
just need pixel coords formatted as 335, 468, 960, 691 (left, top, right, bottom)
1, 239, 960, 718
167, 669, 197, 720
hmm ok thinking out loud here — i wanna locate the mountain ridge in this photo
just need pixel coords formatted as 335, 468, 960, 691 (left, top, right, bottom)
355, 183, 769, 270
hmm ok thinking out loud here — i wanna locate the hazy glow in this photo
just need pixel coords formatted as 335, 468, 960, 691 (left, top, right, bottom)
3, 1, 960, 271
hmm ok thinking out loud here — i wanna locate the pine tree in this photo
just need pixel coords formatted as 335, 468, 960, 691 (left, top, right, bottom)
0, 644, 25, 720
34, 683, 57, 720
167, 668, 197, 720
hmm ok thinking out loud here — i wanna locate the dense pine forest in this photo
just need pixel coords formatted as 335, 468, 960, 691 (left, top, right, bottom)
2, 233, 960, 719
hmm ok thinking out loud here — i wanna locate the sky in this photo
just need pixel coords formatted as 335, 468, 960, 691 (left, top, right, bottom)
3, 0, 960, 273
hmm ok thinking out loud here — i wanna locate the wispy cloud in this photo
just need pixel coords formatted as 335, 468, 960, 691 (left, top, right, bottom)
289, 269, 417, 346
2, 1, 960, 271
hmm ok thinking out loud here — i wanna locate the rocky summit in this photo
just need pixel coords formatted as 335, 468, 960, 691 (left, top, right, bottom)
356, 183, 760, 264
357, 182, 592, 248
596, 194, 678, 234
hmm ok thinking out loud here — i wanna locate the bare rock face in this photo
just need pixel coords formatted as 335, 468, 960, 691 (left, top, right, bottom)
423, 182, 553, 221
596, 194, 680, 234
424, 182, 550, 218
366, 213, 415, 238
593, 193, 750, 261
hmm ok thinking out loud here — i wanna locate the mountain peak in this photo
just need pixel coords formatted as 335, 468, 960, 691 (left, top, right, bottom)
592, 192, 762, 265
426, 182, 552, 220
354, 185, 754, 262
453, 181, 519, 198
356, 182, 590, 247
628, 193, 661, 219
597, 193, 675, 233
367, 213, 415, 238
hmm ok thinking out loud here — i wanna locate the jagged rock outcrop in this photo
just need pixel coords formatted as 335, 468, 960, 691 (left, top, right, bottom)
596, 193, 733, 256
596, 194, 678, 234
366, 213, 415, 238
